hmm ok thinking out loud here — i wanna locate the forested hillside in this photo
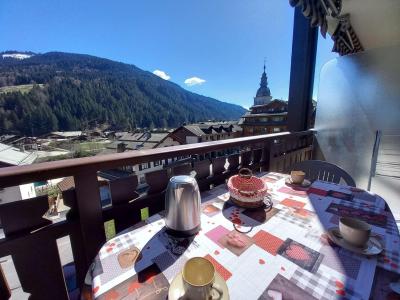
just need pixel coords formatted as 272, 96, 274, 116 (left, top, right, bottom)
0, 51, 245, 135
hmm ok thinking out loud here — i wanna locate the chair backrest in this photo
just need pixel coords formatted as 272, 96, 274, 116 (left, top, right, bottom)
291, 160, 356, 187
369, 130, 400, 190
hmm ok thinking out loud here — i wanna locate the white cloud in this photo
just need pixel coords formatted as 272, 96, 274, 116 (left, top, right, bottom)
153, 69, 171, 80
184, 77, 206, 86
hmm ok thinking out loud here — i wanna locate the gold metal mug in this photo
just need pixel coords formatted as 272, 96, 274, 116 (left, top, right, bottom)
182, 257, 223, 300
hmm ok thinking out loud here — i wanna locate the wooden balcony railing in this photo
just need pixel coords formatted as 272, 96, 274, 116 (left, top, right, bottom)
0, 130, 314, 299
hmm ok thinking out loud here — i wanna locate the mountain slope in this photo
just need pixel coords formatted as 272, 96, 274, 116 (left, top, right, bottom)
0, 51, 245, 135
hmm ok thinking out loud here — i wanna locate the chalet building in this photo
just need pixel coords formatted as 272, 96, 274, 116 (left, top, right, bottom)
0, 143, 37, 206
111, 132, 169, 152
0, 135, 39, 151
159, 122, 242, 146
240, 64, 288, 136
155, 122, 242, 163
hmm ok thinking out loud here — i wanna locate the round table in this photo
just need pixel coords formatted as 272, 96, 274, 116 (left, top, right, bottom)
89, 172, 400, 300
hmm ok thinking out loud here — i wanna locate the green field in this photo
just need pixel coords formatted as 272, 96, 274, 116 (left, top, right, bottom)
0, 84, 45, 94
48, 140, 110, 152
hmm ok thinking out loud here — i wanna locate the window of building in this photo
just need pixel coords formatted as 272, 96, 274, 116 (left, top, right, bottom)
139, 162, 151, 171
273, 127, 280, 132
154, 160, 161, 167
272, 116, 284, 122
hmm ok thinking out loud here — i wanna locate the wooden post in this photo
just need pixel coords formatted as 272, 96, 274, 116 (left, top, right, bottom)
288, 7, 318, 132
73, 170, 106, 269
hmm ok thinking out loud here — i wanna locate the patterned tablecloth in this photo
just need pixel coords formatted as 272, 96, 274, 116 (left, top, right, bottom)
90, 172, 400, 300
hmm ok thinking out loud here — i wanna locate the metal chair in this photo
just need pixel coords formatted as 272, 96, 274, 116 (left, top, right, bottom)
290, 160, 356, 187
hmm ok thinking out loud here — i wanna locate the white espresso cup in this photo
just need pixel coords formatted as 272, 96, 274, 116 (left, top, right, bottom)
182, 257, 223, 300
339, 217, 371, 247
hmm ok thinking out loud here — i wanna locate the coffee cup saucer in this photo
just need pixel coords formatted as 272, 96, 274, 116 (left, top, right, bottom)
326, 228, 383, 256
285, 177, 311, 187
168, 272, 230, 300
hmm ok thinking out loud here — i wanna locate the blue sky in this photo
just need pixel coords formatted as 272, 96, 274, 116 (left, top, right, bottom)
0, 0, 337, 108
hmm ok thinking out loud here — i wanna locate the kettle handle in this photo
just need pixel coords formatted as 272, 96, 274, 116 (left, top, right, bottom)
238, 168, 252, 179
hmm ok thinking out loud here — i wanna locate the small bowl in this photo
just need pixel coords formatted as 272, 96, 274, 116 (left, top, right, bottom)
339, 217, 371, 247
290, 171, 305, 184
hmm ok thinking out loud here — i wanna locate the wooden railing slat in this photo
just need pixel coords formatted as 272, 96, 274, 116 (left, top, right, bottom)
109, 176, 139, 205
0, 195, 51, 236
73, 171, 106, 270
145, 169, 169, 195
12, 239, 69, 300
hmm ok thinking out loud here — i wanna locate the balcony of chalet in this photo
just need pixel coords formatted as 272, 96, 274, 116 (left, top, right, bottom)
0, 1, 399, 300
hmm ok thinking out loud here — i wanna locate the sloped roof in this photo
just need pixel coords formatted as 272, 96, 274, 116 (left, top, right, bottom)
57, 176, 75, 192
231, 125, 243, 132
0, 143, 37, 166
118, 132, 168, 143
118, 133, 144, 141
50, 131, 82, 138
0, 135, 19, 143
243, 112, 287, 117
146, 133, 168, 142
211, 129, 219, 134
251, 99, 287, 108
184, 125, 205, 137
182, 122, 242, 137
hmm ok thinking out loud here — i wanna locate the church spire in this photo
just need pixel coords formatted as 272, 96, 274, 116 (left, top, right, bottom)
263, 58, 266, 73
256, 60, 271, 98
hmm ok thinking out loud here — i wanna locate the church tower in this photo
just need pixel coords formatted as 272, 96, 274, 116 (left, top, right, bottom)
253, 62, 272, 106
239, 60, 288, 136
